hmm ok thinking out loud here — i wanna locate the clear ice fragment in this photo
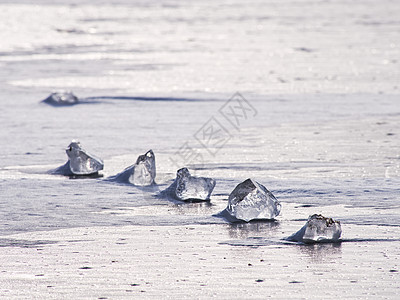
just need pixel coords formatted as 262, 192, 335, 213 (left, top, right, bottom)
130, 150, 156, 186
287, 214, 342, 243
111, 150, 156, 186
65, 140, 104, 175
225, 178, 281, 222
166, 168, 216, 201
42, 91, 79, 106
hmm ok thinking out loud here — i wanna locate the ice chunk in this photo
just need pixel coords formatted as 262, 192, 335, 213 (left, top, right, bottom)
165, 168, 216, 201
225, 178, 281, 222
130, 150, 156, 185
111, 150, 156, 186
42, 91, 79, 106
63, 140, 103, 175
287, 214, 342, 243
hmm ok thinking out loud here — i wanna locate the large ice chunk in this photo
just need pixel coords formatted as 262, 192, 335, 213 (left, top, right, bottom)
287, 214, 342, 243
42, 91, 79, 106
225, 179, 281, 222
52, 140, 104, 176
111, 150, 156, 186
165, 168, 216, 201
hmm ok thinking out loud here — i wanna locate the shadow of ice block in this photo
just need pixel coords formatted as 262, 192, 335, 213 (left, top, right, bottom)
42, 91, 79, 106
224, 178, 281, 222
163, 168, 216, 201
110, 150, 156, 186
51, 140, 104, 176
287, 214, 342, 244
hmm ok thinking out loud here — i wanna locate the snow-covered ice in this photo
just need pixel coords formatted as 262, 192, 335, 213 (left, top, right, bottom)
287, 214, 342, 243
224, 179, 281, 222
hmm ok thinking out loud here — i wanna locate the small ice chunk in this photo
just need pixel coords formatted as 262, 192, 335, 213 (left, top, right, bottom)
111, 150, 156, 186
42, 91, 79, 106
225, 178, 281, 222
166, 168, 216, 201
65, 140, 103, 175
287, 214, 342, 243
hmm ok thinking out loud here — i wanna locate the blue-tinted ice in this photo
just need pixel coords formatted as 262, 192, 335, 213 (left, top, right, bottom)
42, 91, 79, 106
52, 141, 104, 176
164, 168, 216, 201
225, 178, 281, 222
111, 150, 156, 186
287, 214, 342, 243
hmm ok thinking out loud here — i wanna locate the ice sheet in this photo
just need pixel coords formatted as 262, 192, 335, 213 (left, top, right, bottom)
0, 0, 399, 297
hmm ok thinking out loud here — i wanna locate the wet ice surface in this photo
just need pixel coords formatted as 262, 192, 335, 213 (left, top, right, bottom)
0, 0, 399, 280
0, 1, 399, 298
1, 173, 399, 236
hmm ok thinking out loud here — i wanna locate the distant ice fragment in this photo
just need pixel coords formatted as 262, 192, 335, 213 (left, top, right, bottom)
52, 140, 103, 176
111, 150, 156, 186
287, 214, 342, 243
42, 91, 79, 106
165, 168, 216, 201
225, 179, 281, 222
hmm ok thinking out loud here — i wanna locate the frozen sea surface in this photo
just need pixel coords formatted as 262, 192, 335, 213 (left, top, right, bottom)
0, 0, 399, 237
0, 1, 400, 298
